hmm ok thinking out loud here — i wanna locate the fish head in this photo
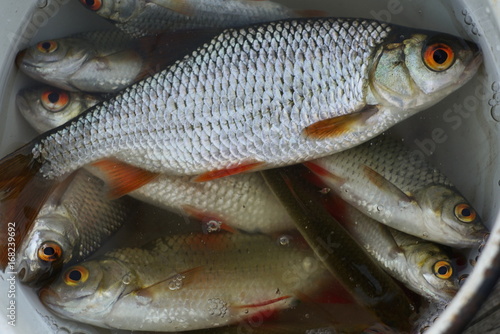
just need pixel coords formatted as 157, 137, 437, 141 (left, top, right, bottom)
406, 244, 459, 303
416, 185, 488, 248
40, 258, 132, 324
16, 214, 78, 285
16, 38, 91, 89
369, 30, 482, 111
16, 86, 101, 133
78, 0, 142, 23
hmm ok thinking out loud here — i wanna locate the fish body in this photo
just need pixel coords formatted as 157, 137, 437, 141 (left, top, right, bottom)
329, 192, 458, 303
16, 86, 103, 133
0, 18, 482, 268
15, 169, 130, 285
40, 233, 328, 331
79, 0, 298, 37
16, 89, 293, 233
305, 136, 488, 248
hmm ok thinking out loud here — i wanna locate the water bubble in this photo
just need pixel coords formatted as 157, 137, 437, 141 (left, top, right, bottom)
279, 235, 290, 246
376, 205, 384, 212
122, 274, 131, 285
464, 15, 473, 25
492, 81, 500, 92
37, 0, 48, 8
168, 274, 185, 290
488, 99, 497, 107
462, 9, 468, 15
319, 187, 331, 194
208, 298, 228, 318
491, 106, 500, 122
205, 220, 222, 233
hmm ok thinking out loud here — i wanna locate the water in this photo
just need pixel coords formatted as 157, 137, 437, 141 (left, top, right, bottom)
0, 0, 499, 333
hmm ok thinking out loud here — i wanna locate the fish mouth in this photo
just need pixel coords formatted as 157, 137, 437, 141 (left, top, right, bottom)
39, 286, 61, 306
15, 50, 26, 68
459, 49, 483, 84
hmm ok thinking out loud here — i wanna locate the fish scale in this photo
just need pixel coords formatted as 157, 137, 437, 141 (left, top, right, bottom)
35, 19, 390, 178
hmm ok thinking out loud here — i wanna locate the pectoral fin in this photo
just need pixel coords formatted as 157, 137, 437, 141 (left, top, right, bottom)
303, 161, 345, 187
193, 161, 264, 182
233, 295, 292, 309
303, 105, 379, 139
181, 204, 237, 234
91, 159, 160, 199
134, 266, 204, 298
362, 165, 414, 203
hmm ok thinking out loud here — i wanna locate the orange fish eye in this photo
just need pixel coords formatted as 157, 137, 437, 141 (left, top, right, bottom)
455, 203, 476, 223
38, 242, 62, 262
64, 266, 89, 286
423, 43, 455, 72
41, 90, 70, 112
36, 40, 58, 53
80, 0, 102, 11
433, 260, 453, 279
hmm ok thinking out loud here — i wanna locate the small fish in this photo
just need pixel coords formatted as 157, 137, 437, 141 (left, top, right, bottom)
0, 18, 481, 269
327, 191, 459, 303
304, 136, 488, 248
40, 233, 330, 331
16, 86, 103, 133
16, 92, 294, 233
78, 0, 300, 37
16, 29, 219, 92
15, 169, 130, 285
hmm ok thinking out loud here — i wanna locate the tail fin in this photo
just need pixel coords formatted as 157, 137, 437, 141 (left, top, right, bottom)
0, 143, 57, 271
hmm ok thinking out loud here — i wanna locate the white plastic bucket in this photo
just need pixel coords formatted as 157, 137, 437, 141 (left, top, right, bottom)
0, 1, 499, 333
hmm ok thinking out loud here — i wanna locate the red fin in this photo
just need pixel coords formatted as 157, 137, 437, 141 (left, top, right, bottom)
181, 204, 237, 234
235, 295, 291, 309
303, 161, 345, 187
303, 105, 379, 139
193, 162, 264, 182
92, 159, 159, 199
134, 266, 204, 298
0, 143, 58, 271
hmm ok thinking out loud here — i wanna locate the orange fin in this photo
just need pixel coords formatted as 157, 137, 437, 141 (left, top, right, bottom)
134, 266, 204, 298
92, 159, 159, 199
303, 105, 379, 139
362, 165, 414, 203
0, 142, 58, 271
181, 204, 237, 234
303, 161, 345, 187
234, 295, 291, 309
193, 161, 264, 182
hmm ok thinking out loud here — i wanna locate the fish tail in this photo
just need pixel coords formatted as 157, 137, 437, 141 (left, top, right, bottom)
0, 143, 57, 271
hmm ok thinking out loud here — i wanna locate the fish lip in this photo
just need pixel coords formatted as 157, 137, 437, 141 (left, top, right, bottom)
458, 51, 483, 83
15, 50, 26, 68
39, 286, 61, 306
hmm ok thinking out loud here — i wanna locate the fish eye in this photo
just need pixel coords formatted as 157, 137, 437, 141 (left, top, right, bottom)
454, 203, 477, 223
64, 266, 89, 286
80, 0, 102, 11
38, 242, 62, 262
433, 260, 453, 279
41, 90, 70, 112
423, 43, 455, 72
36, 40, 58, 54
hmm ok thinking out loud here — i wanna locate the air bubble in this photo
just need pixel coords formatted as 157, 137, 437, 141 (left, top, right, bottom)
122, 274, 131, 285
491, 106, 500, 122
279, 235, 290, 246
205, 220, 222, 233
376, 205, 384, 212
37, 0, 48, 8
464, 15, 473, 25
168, 274, 185, 290
492, 82, 500, 92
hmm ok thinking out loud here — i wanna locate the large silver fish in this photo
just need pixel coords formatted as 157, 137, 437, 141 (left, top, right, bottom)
39, 233, 329, 331
78, 0, 300, 37
0, 18, 481, 269
16, 169, 130, 285
16, 29, 219, 92
328, 192, 459, 304
16, 89, 294, 233
304, 136, 488, 248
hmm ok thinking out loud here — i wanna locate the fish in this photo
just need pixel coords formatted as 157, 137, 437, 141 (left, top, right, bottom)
16, 90, 294, 233
78, 0, 300, 38
15, 168, 130, 285
0, 18, 482, 269
261, 164, 415, 331
326, 190, 459, 304
304, 135, 489, 248
39, 233, 331, 331
16, 86, 103, 133
15, 29, 220, 92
